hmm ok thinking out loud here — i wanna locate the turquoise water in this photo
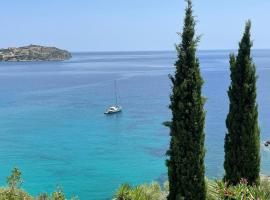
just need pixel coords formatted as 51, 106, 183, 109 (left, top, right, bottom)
0, 50, 269, 199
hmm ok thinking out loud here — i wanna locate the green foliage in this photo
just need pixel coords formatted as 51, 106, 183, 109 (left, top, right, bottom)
7, 168, 22, 190
224, 20, 260, 186
37, 193, 50, 200
0, 168, 77, 200
36, 189, 77, 200
114, 184, 133, 200
208, 178, 270, 200
0, 189, 32, 200
52, 188, 65, 200
37, 189, 79, 200
114, 179, 270, 200
166, 0, 206, 199
0, 167, 31, 200
113, 182, 168, 200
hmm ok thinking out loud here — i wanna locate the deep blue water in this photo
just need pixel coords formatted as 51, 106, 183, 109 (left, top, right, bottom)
0, 50, 269, 199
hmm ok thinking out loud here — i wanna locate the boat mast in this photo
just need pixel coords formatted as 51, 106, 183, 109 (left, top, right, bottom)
114, 80, 118, 106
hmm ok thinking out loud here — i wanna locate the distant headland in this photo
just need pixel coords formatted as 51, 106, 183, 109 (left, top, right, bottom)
0, 45, 71, 61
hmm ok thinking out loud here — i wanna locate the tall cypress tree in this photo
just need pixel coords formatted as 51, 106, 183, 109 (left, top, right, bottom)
166, 0, 206, 199
224, 21, 260, 185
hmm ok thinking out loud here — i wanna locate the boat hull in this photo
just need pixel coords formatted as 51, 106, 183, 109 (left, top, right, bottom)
104, 109, 122, 115
104, 106, 122, 114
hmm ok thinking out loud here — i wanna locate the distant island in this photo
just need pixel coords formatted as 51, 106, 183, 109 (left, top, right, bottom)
0, 45, 71, 61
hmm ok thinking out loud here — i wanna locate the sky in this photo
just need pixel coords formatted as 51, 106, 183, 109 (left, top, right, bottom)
1, 0, 270, 51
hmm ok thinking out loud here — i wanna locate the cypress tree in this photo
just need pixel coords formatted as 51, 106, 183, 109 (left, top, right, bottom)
166, 0, 206, 199
224, 21, 260, 185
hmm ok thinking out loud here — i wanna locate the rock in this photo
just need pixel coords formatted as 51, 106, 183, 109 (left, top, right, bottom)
0, 45, 71, 61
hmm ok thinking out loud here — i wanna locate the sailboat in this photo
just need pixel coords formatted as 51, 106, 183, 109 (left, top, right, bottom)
104, 81, 122, 114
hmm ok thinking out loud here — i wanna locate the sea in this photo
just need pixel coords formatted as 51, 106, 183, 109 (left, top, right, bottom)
0, 50, 269, 199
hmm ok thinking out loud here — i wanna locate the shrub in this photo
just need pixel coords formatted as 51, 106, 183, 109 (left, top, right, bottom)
208, 178, 270, 200
0, 168, 32, 200
0, 168, 77, 200
114, 178, 270, 200
113, 182, 168, 200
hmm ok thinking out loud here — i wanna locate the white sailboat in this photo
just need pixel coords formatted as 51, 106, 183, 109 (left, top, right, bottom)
104, 81, 122, 114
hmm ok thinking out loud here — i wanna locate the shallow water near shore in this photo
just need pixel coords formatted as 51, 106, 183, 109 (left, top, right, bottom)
0, 50, 269, 199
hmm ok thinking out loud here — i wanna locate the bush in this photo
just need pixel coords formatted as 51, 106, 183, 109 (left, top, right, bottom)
0, 168, 77, 200
113, 182, 168, 200
114, 178, 270, 200
0, 168, 32, 200
208, 178, 270, 200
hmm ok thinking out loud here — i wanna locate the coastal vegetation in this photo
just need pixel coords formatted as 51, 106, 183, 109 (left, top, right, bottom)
113, 182, 169, 200
113, 12, 266, 200
114, 178, 270, 200
165, 0, 206, 199
0, 168, 76, 200
224, 20, 260, 186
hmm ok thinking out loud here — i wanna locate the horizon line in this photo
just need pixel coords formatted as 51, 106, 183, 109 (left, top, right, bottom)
70, 48, 270, 53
